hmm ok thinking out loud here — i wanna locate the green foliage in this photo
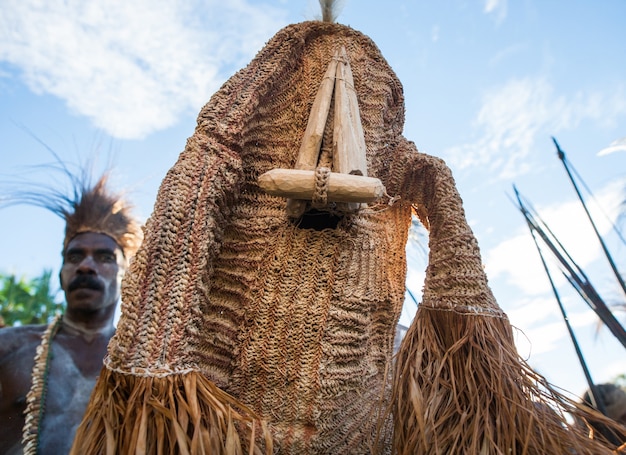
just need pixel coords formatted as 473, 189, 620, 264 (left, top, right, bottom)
613, 373, 626, 389
0, 270, 64, 327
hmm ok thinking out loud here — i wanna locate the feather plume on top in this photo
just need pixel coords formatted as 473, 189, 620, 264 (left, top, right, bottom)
319, 0, 343, 23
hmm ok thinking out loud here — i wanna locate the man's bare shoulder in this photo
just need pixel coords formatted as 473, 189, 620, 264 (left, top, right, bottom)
0, 324, 46, 361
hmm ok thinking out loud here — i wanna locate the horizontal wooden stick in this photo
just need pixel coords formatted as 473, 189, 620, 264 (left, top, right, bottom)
258, 169, 384, 203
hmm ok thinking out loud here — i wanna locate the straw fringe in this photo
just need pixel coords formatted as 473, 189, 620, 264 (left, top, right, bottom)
393, 307, 625, 454
70, 368, 271, 455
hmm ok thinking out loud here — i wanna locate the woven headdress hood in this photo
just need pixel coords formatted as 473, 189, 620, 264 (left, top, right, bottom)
72, 18, 626, 455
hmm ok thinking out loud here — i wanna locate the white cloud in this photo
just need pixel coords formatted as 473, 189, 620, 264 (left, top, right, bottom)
0, 0, 287, 139
431, 25, 440, 43
444, 78, 626, 180
512, 307, 596, 357
598, 136, 626, 156
506, 295, 561, 330
487, 43, 527, 68
483, 0, 507, 25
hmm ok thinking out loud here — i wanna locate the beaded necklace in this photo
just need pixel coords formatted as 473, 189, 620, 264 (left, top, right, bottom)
21, 314, 62, 455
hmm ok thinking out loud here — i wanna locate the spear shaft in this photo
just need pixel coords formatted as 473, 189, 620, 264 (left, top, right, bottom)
553, 137, 626, 298
516, 188, 605, 413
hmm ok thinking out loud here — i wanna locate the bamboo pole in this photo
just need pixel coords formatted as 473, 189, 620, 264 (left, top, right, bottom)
267, 47, 380, 216
295, 53, 339, 171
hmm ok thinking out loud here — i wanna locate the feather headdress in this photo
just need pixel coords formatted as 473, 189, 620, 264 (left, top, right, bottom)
1, 161, 142, 259
60, 174, 142, 258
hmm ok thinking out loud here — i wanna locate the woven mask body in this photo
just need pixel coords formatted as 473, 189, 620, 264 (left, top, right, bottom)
74, 19, 623, 455
110, 21, 410, 453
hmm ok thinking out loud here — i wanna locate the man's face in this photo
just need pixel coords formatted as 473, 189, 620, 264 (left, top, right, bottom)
60, 232, 126, 313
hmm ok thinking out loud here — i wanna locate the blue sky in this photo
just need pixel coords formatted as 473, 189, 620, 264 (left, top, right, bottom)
1, 0, 625, 400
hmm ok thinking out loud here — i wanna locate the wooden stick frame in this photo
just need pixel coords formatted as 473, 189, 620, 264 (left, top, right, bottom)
259, 46, 385, 217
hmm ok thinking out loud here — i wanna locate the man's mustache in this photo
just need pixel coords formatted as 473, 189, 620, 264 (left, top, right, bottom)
68, 275, 104, 292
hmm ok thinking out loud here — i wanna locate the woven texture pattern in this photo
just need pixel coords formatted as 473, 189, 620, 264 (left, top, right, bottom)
106, 21, 409, 454
76, 20, 624, 455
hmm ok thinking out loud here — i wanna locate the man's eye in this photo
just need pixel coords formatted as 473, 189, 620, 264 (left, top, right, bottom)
66, 254, 82, 263
99, 254, 116, 263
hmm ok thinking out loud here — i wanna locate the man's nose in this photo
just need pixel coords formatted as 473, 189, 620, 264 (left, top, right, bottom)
76, 256, 97, 273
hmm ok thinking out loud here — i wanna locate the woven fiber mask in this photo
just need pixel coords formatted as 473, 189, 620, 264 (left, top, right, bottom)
72, 17, 624, 455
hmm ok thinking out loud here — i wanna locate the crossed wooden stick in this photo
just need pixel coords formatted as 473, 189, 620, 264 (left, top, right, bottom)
258, 46, 385, 217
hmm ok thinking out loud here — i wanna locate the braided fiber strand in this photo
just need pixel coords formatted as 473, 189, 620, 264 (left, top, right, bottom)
71, 134, 271, 453
312, 166, 331, 207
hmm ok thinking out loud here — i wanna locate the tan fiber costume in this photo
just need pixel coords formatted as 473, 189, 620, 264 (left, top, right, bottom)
72, 20, 624, 455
